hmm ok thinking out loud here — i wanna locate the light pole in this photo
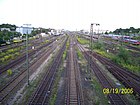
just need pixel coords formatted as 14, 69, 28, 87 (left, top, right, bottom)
23, 24, 31, 85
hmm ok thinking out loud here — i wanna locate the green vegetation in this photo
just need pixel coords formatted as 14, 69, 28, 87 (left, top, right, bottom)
31, 28, 51, 36
18, 53, 55, 105
45, 39, 49, 43
49, 71, 61, 105
77, 48, 83, 60
0, 24, 52, 44
93, 42, 105, 51
76, 44, 108, 104
0, 47, 22, 64
66, 39, 70, 49
112, 47, 131, 64
0, 24, 21, 43
77, 34, 140, 73
62, 38, 69, 60
0, 24, 16, 31
18, 76, 41, 105
7, 69, 12, 76
77, 37, 89, 45
49, 60, 65, 105
63, 50, 67, 60
111, 46, 140, 72
0, 30, 21, 42
94, 49, 113, 59
93, 44, 140, 73
91, 78, 108, 105
109, 27, 140, 36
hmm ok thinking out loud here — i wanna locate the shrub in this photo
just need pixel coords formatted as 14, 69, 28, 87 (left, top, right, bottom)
77, 37, 89, 45
7, 69, 12, 75
117, 46, 132, 64
93, 42, 105, 51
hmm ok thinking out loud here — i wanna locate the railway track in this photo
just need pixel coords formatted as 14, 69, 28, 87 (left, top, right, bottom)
78, 44, 128, 105
28, 37, 68, 105
65, 36, 84, 105
0, 37, 44, 52
0, 36, 65, 104
83, 35, 140, 52
126, 45, 140, 52
92, 52, 140, 97
0, 38, 56, 74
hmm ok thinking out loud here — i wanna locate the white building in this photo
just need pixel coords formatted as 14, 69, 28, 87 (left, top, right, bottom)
16, 27, 33, 34
40, 33, 48, 37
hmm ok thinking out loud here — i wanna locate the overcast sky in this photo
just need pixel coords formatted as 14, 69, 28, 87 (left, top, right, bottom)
0, 0, 140, 31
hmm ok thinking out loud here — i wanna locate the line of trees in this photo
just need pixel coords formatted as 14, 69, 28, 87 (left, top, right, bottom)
0, 30, 21, 41
0, 24, 16, 31
0, 24, 21, 44
0, 24, 52, 43
108, 27, 140, 35
31, 28, 51, 36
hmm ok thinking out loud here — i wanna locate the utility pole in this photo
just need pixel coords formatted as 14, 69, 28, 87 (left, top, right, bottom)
23, 24, 31, 85
88, 23, 100, 74
88, 23, 93, 76
97, 25, 100, 42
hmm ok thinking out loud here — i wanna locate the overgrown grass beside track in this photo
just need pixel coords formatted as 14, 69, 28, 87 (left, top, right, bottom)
77, 36, 140, 74
14, 55, 55, 105
49, 39, 69, 105
77, 37, 89, 45
76, 47, 108, 104
0, 46, 24, 65
49, 64, 64, 105
93, 42, 140, 73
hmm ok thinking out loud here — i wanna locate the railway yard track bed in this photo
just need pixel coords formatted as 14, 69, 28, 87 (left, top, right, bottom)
0, 36, 65, 104
0, 34, 139, 105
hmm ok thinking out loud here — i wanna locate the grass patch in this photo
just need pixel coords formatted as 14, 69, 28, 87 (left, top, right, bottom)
49, 59, 65, 105
63, 50, 67, 60
91, 77, 108, 105
19, 77, 40, 105
76, 48, 83, 60
94, 49, 113, 59
66, 39, 70, 49
77, 37, 89, 45
94, 45, 140, 73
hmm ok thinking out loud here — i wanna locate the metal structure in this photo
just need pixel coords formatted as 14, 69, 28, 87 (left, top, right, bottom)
23, 24, 31, 85
89, 23, 100, 73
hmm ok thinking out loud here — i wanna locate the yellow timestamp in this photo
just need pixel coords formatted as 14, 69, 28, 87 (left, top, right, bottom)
103, 88, 133, 94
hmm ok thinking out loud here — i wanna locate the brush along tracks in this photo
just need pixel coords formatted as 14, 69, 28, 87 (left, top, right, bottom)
92, 52, 140, 98
65, 37, 84, 105
78, 44, 128, 105
0, 37, 64, 104
28, 37, 68, 105
0, 39, 56, 74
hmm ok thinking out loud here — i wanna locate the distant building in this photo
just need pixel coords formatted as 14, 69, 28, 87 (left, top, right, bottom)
40, 33, 48, 37
16, 27, 33, 34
